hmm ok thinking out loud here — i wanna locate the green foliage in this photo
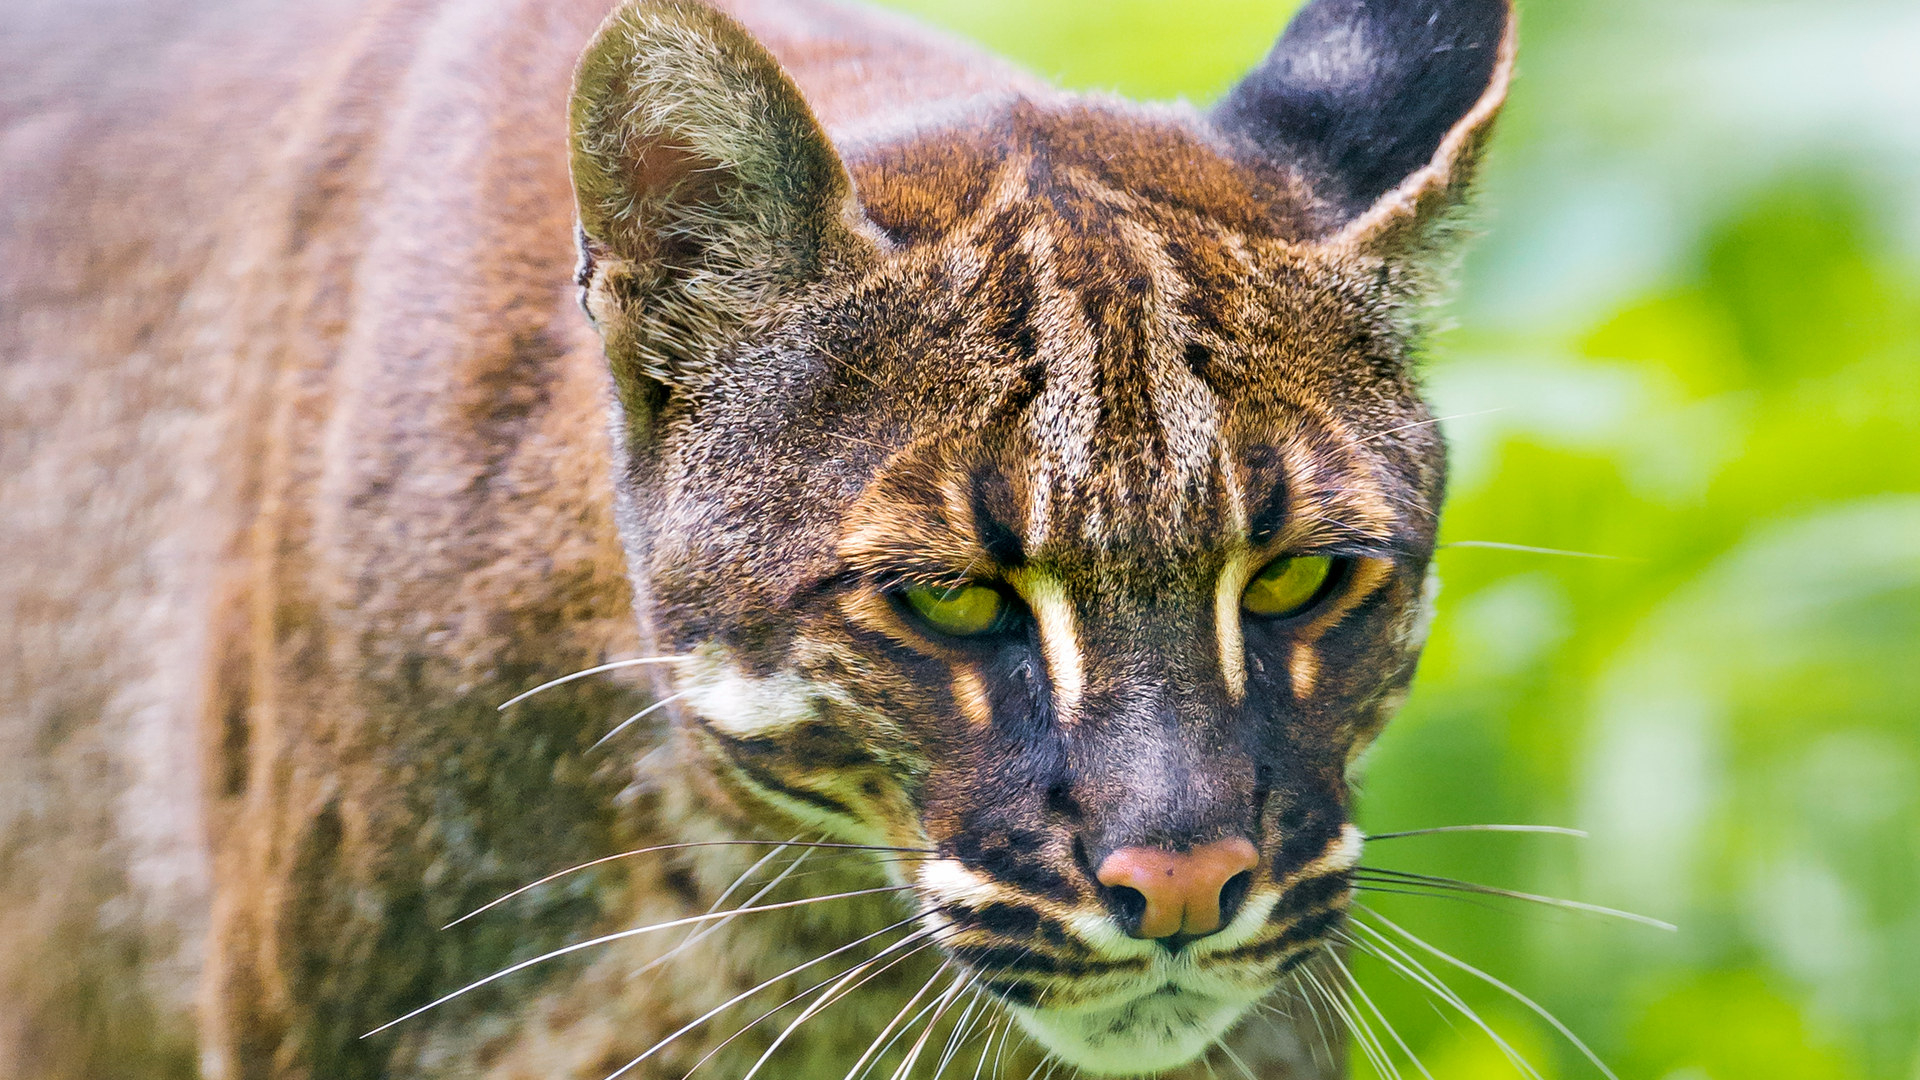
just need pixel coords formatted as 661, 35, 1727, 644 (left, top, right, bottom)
873, 2, 1920, 1076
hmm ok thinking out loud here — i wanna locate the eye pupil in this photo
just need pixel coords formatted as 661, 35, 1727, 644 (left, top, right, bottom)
903, 582, 1007, 637
1241, 555, 1336, 618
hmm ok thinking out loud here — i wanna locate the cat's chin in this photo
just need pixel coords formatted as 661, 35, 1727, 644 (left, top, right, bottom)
1010, 985, 1253, 1077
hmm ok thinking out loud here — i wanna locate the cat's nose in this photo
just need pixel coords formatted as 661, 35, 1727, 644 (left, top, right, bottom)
1095, 837, 1259, 940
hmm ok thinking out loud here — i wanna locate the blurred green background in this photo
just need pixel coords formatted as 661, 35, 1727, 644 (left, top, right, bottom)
870, 1, 1920, 1077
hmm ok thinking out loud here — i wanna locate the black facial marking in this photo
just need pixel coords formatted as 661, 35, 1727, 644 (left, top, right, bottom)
700, 726, 862, 820
1277, 905, 1345, 949
975, 903, 1042, 937
948, 829, 1078, 903
985, 980, 1041, 1007
970, 467, 1027, 567
1242, 444, 1291, 545
1279, 870, 1353, 915
1274, 794, 1342, 876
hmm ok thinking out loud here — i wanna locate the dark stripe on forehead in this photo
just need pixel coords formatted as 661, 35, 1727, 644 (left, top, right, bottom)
1241, 442, 1291, 545
970, 466, 1026, 567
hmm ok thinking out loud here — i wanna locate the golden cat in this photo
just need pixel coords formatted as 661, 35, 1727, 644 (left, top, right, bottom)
0, 0, 1511, 1075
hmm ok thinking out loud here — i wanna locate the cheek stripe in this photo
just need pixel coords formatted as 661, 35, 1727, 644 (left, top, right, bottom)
1289, 643, 1319, 699
953, 667, 994, 728
1012, 571, 1082, 722
1215, 551, 1253, 703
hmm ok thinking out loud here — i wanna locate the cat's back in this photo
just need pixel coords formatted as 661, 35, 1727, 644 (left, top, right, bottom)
0, 1, 1031, 1075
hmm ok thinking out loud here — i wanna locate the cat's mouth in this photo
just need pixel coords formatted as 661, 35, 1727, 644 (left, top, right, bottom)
1008, 980, 1255, 1076
918, 879, 1348, 1074
914, 838, 1359, 1074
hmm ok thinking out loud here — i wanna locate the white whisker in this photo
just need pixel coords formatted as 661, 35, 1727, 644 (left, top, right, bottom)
1364, 824, 1587, 841
1353, 869, 1676, 931
443, 840, 930, 929
494, 655, 690, 712
604, 916, 932, 1080
1216, 1038, 1259, 1080
844, 961, 954, 1080
591, 688, 694, 749
888, 971, 974, 1080
932, 988, 987, 1079
635, 840, 811, 981
1327, 944, 1433, 1080
1362, 408, 1506, 444
1323, 962, 1400, 1080
1341, 918, 1542, 1080
1303, 965, 1392, 1079
737, 931, 949, 1080
680, 933, 952, 1080
1284, 966, 1339, 1071
1437, 540, 1626, 561
366, 885, 910, 1037
971, 1017, 1006, 1080
1358, 907, 1622, 1080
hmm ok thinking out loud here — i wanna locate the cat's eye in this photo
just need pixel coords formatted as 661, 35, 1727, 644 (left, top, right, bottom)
1241, 555, 1338, 619
900, 582, 1009, 638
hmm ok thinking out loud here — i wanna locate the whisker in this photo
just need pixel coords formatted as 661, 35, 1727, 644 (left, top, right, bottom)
1364, 824, 1587, 842
1334, 972, 1402, 1080
738, 934, 954, 1080
994, 1013, 1021, 1080
971, 1017, 1006, 1080
1326, 944, 1434, 1080
844, 961, 955, 1080
604, 915, 932, 1080
1362, 408, 1506, 444
1358, 907, 1622, 1080
678, 930, 952, 1080
932, 988, 988, 1079
683, 837, 807, 936
1437, 540, 1627, 561
1353, 868, 1677, 931
637, 841, 813, 983
591, 688, 695, 749
1303, 965, 1393, 1079
495, 655, 691, 711
1351, 882, 1522, 917
1341, 918, 1542, 1080
444, 840, 933, 928
1282, 966, 1338, 1071
1216, 1039, 1259, 1080
888, 971, 975, 1080
367, 885, 912, 1037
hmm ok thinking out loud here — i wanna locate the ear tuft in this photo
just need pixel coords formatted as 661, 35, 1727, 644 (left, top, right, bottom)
1212, 0, 1514, 255
570, 0, 871, 411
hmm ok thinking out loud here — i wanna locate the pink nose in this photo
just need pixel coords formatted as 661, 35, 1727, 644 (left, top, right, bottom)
1095, 837, 1260, 939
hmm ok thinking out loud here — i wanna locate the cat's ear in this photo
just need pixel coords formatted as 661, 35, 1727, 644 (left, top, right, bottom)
569, 0, 875, 411
1212, 0, 1514, 257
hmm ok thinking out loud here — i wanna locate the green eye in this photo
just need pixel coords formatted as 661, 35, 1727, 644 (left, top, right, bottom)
901, 582, 1008, 638
1242, 555, 1337, 618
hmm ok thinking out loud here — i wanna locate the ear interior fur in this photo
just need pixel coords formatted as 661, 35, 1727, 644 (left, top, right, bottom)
569, 0, 873, 405
1212, 0, 1515, 259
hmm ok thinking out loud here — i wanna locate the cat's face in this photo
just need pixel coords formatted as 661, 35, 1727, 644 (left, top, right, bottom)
570, 0, 1510, 1072
623, 105, 1444, 1071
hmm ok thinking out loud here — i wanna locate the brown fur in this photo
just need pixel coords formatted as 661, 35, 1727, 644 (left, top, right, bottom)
0, 0, 1511, 1076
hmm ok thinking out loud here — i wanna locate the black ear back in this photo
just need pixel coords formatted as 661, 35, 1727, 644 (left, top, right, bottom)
1213, 0, 1513, 245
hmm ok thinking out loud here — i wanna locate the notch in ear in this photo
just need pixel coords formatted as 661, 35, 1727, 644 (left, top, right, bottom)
1212, 0, 1514, 255
569, 0, 876, 417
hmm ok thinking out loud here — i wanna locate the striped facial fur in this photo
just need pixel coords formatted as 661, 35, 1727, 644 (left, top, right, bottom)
571, 0, 1513, 1073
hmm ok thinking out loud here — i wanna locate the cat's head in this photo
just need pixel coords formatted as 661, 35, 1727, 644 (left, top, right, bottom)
569, 0, 1512, 1072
